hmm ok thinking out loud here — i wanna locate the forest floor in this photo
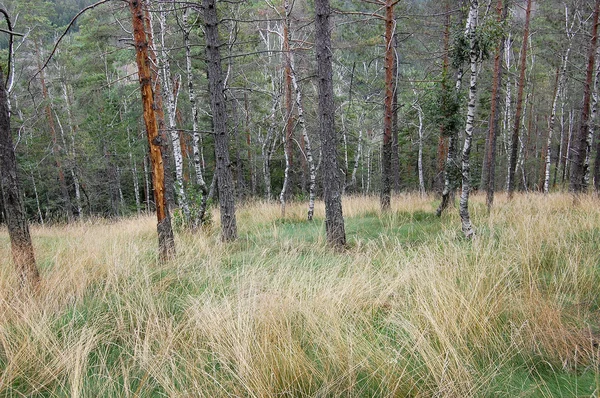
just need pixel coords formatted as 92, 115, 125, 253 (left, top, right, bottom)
1, 193, 600, 397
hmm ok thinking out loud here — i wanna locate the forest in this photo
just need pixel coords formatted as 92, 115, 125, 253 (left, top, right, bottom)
1, 0, 600, 396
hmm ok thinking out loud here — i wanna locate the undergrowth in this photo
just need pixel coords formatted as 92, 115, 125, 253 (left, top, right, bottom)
0, 193, 599, 397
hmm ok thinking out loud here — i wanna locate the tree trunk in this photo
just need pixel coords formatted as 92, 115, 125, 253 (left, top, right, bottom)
315, 0, 346, 247
412, 88, 425, 196
380, 0, 395, 211
144, 1, 175, 210
437, 6, 467, 217
130, 0, 175, 260
35, 41, 73, 222
60, 79, 82, 218
290, 51, 316, 221
570, 0, 600, 194
0, 70, 39, 289
204, 0, 237, 241
485, 0, 507, 210
435, 0, 451, 195
508, 0, 533, 198
280, 1, 294, 217
158, 4, 189, 220
459, 0, 479, 239
584, 46, 600, 187
543, 69, 560, 193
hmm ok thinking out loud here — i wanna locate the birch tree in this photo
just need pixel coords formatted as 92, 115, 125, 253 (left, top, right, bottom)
459, 0, 480, 239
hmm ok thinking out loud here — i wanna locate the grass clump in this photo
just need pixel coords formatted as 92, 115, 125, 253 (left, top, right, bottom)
0, 193, 599, 397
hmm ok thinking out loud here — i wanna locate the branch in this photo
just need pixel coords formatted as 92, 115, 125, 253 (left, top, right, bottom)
0, 8, 16, 86
29, 0, 113, 83
0, 27, 24, 36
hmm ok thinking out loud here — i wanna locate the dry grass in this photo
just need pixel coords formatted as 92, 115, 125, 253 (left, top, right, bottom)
0, 193, 599, 397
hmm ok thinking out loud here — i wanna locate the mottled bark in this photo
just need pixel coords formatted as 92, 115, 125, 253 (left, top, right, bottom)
130, 0, 175, 260
0, 70, 39, 288
543, 69, 560, 194
290, 51, 316, 221
204, 0, 237, 241
459, 0, 479, 239
280, 0, 293, 217
315, 0, 346, 247
158, 4, 189, 219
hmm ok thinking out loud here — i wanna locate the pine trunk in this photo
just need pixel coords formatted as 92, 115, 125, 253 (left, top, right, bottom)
315, 0, 346, 247
0, 70, 39, 289
508, 0, 533, 198
130, 0, 175, 260
485, 0, 507, 210
204, 0, 238, 241
380, 0, 395, 211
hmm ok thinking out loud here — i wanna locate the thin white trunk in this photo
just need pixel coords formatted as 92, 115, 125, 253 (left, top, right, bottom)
183, 8, 207, 190
504, 35, 513, 189
459, 0, 479, 239
544, 75, 560, 193
143, 153, 151, 211
117, 166, 125, 215
61, 81, 82, 217
350, 130, 363, 191
366, 141, 372, 194
289, 52, 316, 220
565, 108, 574, 178
584, 46, 600, 186
127, 127, 142, 214
31, 172, 44, 225
159, 4, 189, 219
412, 88, 425, 196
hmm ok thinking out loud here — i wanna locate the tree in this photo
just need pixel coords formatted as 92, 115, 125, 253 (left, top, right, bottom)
458, 0, 480, 239
570, 0, 600, 194
507, 0, 533, 198
380, 0, 396, 211
0, 57, 39, 288
129, 0, 175, 260
204, 0, 237, 242
485, 0, 508, 210
315, 0, 346, 247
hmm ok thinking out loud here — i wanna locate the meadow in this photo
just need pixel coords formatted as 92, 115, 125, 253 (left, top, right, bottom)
0, 193, 599, 397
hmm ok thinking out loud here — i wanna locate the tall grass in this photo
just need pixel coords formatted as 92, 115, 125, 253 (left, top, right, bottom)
0, 193, 599, 397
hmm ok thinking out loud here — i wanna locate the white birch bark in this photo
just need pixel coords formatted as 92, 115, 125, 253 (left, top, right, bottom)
504, 35, 513, 189
183, 9, 207, 192
31, 172, 44, 225
544, 72, 560, 193
143, 153, 150, 211
159, 4, 189, 219
349, 130, 363, 192
127, 126, 142, 214
61, 80, 82, 217
289, 52, 317, 220
459, 0, 479, 239
584, 46, 600, 186
412, 88, 425, 196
